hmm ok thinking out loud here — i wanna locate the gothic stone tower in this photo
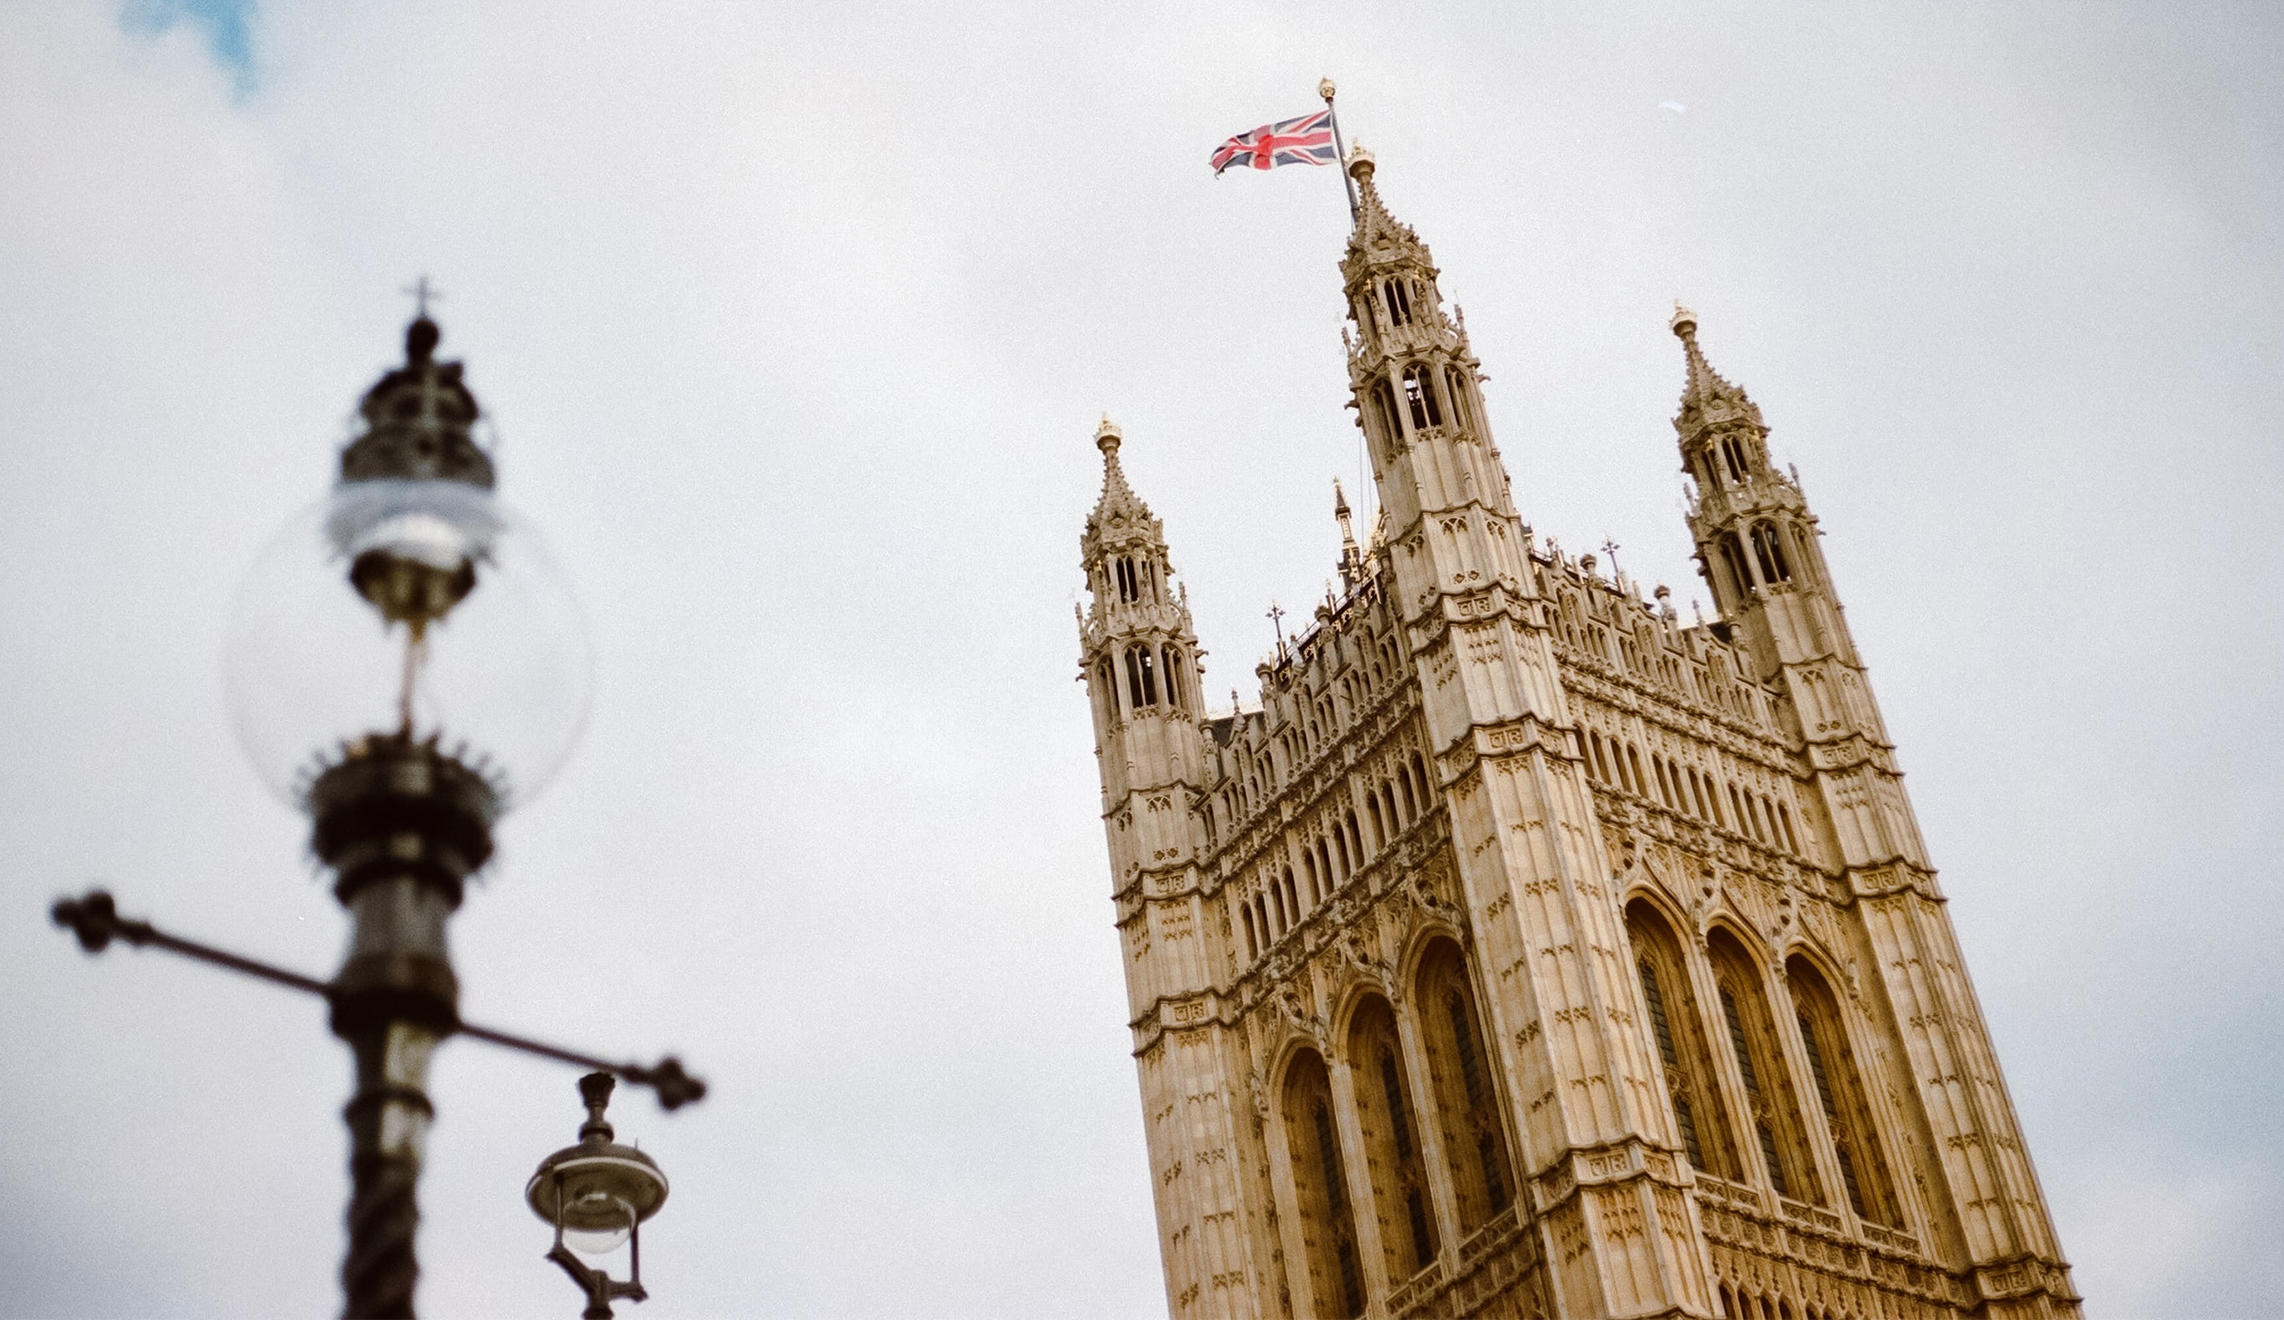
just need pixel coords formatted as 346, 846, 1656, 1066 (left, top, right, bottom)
1076, 150, 2078, 1320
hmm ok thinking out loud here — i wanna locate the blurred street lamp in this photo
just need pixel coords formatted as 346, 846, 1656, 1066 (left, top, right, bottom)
528, 1072, 669, 1319
51, 308, 704, 1319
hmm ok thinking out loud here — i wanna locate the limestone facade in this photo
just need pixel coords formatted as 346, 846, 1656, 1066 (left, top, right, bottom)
1075, 151, 2078, 1320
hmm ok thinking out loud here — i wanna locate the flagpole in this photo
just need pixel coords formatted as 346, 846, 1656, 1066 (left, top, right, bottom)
1320, 78, 1359, 222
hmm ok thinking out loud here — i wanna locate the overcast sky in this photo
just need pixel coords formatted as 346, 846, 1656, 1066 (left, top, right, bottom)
3, 2, 2280, 1316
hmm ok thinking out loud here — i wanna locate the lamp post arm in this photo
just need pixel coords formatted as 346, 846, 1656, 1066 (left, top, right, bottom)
546, 1244, 647, 1320
50, 889, 706, 1110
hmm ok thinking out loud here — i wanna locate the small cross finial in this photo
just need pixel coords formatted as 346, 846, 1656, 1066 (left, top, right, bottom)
1267, 600, 1287, 650
403, 276, 442, 319
1600, 538, 1623, 578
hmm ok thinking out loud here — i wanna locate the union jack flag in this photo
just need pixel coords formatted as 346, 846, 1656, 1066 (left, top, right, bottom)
1210, 109, 1338, 175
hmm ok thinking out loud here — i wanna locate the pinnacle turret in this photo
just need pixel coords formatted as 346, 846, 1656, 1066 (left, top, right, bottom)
1670, 304, 1765, 439
1333, 479, 1363, 586
1085, 415, 1153, 545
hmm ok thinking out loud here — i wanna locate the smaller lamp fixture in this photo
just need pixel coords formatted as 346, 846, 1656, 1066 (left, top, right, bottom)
528, 1072, 669, 1320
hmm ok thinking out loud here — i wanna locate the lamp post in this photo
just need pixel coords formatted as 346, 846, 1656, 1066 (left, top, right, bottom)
528, 1072, 669, 1319
51, 309, 704, 1319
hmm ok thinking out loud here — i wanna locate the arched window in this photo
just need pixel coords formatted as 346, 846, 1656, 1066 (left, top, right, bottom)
1124, 646, 1159, 708
1161, 646, 1188, 710
1415, 940, 1515, 1231
1281, 1050, 1366, 1319
1721, 433, 1751, 483
1347, 997, 1439, 1282
1344, 813, 1365, 873
1096, 660, 1117, 721
1720, 533, 1754, 598
1365, 796, 1385, 850
1752, 523, 1792, 583
1398, 769, 1419, 821
1331, 827, 1351, 882
1627, 744, 1648, 797
1258, 894, 1273, 941
1382, 783, 1402, 836
1284, 868, 1302, 922
1707, 929, 1822, 1205
1384, 278, 1413, 327
1776, 802, 1800, 854
1787, 956, 1902, 1225
1625, 900, 1739, 1179
1443, 366, 1472, 430
1302, 850, 1321, 904
1113, 556, 1140, 603
1410, 754, 1433, 807
1241, 902, 1259, 960
1269, 882, 1288, 933
1401, 364, 1444, 430
1791, 525, 1816, 585
1373, 379, 1402, 444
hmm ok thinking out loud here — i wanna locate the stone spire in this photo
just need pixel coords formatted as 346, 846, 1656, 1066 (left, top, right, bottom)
1670, 303, 1765, 443
1084, 414, 1154, 549
1333, 478, 1363, 587
1344, 144, 1418, 255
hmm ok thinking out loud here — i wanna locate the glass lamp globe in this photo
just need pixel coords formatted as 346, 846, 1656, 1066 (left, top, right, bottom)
559, 1190, 636, 1256
223, 317, 591, 823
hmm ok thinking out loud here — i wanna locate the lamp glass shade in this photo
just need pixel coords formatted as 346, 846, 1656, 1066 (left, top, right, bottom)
561, 1189, 635, 1256
224, 478, 592, 814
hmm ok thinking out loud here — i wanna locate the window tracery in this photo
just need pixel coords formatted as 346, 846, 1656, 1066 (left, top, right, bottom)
1708, 929, 1822, 1205
1282, 1050, 1365, 1319
1416, 940, 1514, 1230
1347, 997, 1438, 1284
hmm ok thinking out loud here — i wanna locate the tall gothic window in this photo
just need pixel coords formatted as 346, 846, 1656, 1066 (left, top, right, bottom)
1720, 533, 1754, 599
1625, 900, 1740, 1179
1160, 646, 1188, 710
1240, 901, 1259, 960
1787, 956, 1902, 1226
1347, 997, 1439, 1282
1752, 523, 1792, 583
1282, 1050, 1366, 1320
1443, 366, 1472, 430
1373, 380, 1401, 444
1384, 278, 1413, 327
1708, 929, 1822, 1205
1790, 525, 1817, 585
1124, 645, 1159, 709
1114, 556, 1141, 603
1401, 365, 1443, 430
1415, 939, 1515, 1231
1720, 433, 1751, 483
